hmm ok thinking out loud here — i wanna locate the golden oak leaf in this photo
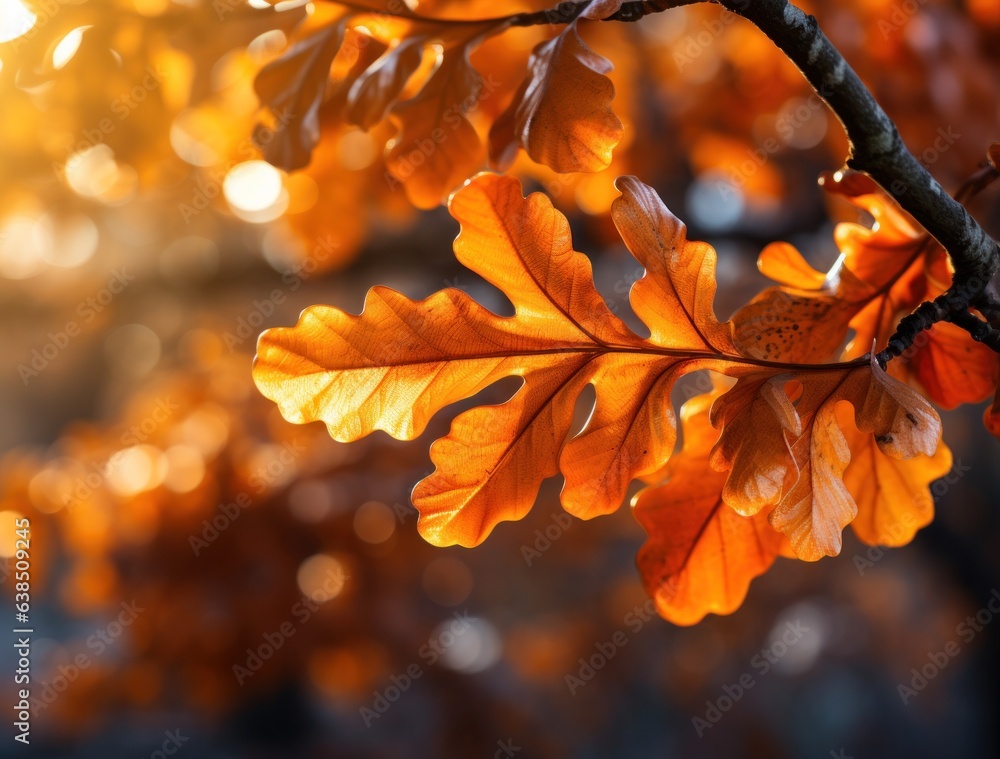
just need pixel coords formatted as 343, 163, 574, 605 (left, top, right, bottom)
708, 376, 800, 511
724, 183, 959, 559
386, 45, 488, 208
831, 175, 998, 408
733, 170, 997, 409
254, 173, 941, 558
489, 21, 623, 173
731, 288, 856, 365
839, 403, 953, 547
254, 173, 734, 545
907, 320, 999, 409
634, 392, 785, 626
756, 242, 828, 290
609, 177, 734, 352
714, 355, 942, 560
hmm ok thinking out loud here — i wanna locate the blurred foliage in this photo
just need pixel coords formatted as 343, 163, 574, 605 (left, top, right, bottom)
1, 0, 1000, 756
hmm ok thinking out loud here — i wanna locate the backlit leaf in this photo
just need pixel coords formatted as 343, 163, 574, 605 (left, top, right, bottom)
255, 173, 941, 559
634, 392, 785, 626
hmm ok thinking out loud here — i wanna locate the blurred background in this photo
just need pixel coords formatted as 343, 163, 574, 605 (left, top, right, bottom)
1, 0, 999, 756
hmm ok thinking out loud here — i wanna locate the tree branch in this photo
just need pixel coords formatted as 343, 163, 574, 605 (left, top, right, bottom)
330, 0, 696, 26
716, 0, 1000, 357
333, 0, 1000, 357
508, 0, 698, 25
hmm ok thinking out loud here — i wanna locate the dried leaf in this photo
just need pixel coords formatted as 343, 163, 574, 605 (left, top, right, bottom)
345, 37, 426, 130
634, 393, 785, 626
840, 402, 953, 547
254, 22, 346, 170
256, 173, 942, 560
490, 22, 623, 173
386, 46, 487, 208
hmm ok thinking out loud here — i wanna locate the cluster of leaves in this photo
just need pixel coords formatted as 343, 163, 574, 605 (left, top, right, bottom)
255, 0, 632, 207
254, 170, 998, 624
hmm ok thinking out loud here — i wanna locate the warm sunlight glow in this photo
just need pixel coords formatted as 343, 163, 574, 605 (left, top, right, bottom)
162, 445, 205, 493
107, 445, 167, 496
52, 27, 90, 70
224, 160, 283, 212
65, 145, 120, 199
0, 0, 36, 43
39, 212, 99, 268
352, 501, 396, 544
0, 215, 49, 279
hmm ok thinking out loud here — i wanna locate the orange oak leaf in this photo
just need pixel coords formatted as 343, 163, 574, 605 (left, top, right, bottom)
489, 21, 623, 173
711, 355, 941, 560
253, 5, 636, 203
732, 171, 998, 410
385, 44, 488, 208
254, 173, 940, 556
634, 392, 785, 626
839, 403, 953, 548
723, 172, 976, 558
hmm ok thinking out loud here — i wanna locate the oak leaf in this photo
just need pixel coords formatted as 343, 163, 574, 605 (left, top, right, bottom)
711, 354, 940, 560
252, 3, 633, 205
727, 173, 964, 554
254, 173, 941, 559
840, 404, 953, 548
634, 392, 785, 626
386, 45, 489, 209
344, 37, 427, 130
254, 20, 347, 170
734, 170, 997, 410
489, 21, 624, 173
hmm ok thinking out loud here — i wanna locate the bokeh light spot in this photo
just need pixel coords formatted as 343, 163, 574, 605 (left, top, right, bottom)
296, 553, 348, 603
353, 501, 396, 544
